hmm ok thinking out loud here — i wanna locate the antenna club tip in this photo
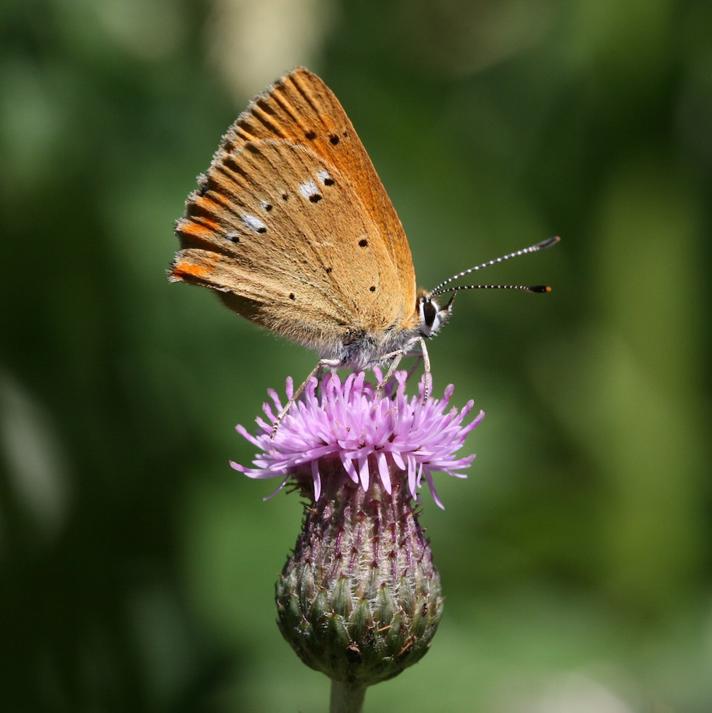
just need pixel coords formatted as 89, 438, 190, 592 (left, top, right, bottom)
537, 235, 561, 250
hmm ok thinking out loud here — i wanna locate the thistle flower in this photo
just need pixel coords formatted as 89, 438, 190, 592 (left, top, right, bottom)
231, 371, 483, 509
231, 371, 484, 712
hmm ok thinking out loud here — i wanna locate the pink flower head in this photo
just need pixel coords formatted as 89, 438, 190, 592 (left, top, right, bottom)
230, 371, 485, 509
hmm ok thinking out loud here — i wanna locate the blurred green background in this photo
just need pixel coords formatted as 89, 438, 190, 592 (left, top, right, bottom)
2, 0, 711, 710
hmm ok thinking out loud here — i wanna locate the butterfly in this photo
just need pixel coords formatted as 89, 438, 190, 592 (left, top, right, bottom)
169, 67, 557, 416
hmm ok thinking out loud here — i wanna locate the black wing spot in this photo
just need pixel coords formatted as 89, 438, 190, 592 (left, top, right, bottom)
305, 130, 317, 140
342, 130, 348, 138
281, 192, 289, 200
329, 134, 340, 145
369, 285, 376, 292
309, 194, 322, 203
289, 293, 296, 300
264, 203, 273, 212
226, 232, 240, 243
257, 227, 267, 234
323, 177, 335, 186
325, 267, 333, 274
358, 238, 368, 248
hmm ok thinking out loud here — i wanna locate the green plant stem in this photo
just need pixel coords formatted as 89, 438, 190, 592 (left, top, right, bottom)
330, 680, 366, 713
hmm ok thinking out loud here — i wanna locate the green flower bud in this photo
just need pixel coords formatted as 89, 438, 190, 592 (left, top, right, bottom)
275, 465, 444, 688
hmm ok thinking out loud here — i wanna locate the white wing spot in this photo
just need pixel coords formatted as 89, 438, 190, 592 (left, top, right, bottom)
299, 180, 319, 199
317, 169, 332, 184
242, 214, 267, 233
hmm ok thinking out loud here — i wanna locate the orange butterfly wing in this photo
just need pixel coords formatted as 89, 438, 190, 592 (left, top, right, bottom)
240, 67, 417, 308
171, 68, 418, 347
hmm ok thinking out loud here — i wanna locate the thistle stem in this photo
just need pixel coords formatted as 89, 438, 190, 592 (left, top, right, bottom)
330, 680, 366, 713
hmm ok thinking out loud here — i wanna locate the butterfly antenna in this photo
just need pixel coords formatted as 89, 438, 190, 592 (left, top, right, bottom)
435, 283, 553, 295
430, 236, 560, 296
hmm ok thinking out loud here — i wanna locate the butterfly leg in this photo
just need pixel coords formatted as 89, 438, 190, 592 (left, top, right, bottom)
375, 336, 423, 397
375, 351, 405, 398
419, 337, 432, 400
271, 358, 341, 438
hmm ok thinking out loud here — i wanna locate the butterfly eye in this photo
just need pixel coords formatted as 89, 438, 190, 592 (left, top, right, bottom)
422, 300, 437, 329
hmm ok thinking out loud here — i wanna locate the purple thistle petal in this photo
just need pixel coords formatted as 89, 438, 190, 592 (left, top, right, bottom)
235, 424, 262, 448
407, 455, 417, 498
312, 461, 322, 501
262, 401, 277, 423
424, 469, 445, 510
255, 416, 272, 434
267, 388, 283, 412
461, 410, 486, 436
232, 371, 484, 507
341, 454, 359, 483
391, 450, 406, 471
444, 470, 469, 479
377, 452, 392, 494
358, 456, 370, 490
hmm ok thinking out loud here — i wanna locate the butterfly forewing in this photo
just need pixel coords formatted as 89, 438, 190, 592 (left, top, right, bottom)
172, 67, 418, 353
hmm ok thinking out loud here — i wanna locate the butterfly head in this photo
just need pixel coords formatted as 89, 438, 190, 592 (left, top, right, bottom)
417, 290, 455, 339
